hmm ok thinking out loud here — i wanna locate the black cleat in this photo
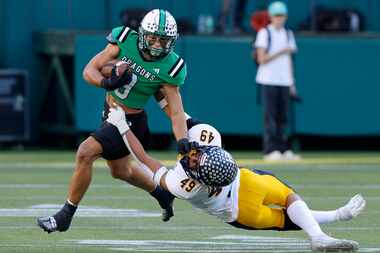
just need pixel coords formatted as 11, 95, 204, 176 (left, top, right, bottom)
37, 201, 77, 233
161, 194, 175, 222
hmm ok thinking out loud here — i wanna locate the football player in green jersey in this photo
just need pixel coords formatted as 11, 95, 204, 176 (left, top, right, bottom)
37, 9, 195, 233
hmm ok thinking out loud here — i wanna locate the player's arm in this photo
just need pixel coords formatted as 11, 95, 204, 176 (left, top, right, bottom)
162, 84, 187, 141
106, 106, 170, 191
162, 84, 198, 155
123, 130, 170, 190
154, 88, 202, 131
256, 46, 294, 65
83, 44, 132, 91
83, 44, 119, 87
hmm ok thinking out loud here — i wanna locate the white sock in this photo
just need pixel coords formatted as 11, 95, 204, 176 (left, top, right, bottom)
311, 210, 338, 224
287, 200, 325, 239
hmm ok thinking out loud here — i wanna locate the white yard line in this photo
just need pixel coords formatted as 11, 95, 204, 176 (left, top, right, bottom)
0, 184, 375, 190
1, 159, 379, 170
1, 183, 380, 189
0, 236, 379, 253
0, 205, 160, 218
0, 183, 133, 189
1, 225, 380, 232
72, 238, 380, 253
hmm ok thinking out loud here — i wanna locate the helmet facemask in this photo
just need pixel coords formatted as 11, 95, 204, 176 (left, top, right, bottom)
180, 146, 238, 187
138, 27, 177, 58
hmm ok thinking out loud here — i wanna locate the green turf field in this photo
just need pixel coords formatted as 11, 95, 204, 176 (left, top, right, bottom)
0, 150, 379, 253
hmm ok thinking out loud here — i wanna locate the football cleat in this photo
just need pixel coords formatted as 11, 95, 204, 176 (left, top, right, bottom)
263, 150, 283, 161
161, 193, 175, 222
37, 216, 58, 233
337, 194, 366, 221
37, 201, 77, 233
282, 150, 301, 161
311, 235, 359, 252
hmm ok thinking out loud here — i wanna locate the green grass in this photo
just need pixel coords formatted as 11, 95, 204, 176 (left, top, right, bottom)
0, 150, 379, 252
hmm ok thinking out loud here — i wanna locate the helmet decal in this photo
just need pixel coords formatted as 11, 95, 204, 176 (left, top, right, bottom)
158, 9, 166, 35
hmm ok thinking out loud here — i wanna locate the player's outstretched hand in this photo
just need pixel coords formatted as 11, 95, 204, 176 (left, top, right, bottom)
106, 106, 130, 134
101, 62, 132, 91
177, 138, 199, 155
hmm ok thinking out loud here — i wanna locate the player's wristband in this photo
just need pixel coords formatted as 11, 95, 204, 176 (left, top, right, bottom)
158, 98, 168, 109
153, 166, 168, 186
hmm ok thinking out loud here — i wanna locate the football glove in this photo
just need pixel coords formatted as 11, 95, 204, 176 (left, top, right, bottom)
101, 63, 132, 91
106, 106, 130, 134
177, 138, 199, 155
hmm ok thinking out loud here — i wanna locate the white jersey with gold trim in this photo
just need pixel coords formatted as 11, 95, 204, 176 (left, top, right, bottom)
165, 161, 240, 222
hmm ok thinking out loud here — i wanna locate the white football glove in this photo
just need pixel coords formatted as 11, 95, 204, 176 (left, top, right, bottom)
106, 106, 130, 134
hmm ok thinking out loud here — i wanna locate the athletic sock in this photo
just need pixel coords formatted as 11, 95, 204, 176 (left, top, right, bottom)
311, 210, 338, 224
287, 200, 325, 239
150, 185, 175, 222
53, 201, 77, 231
150, 185, 174, 209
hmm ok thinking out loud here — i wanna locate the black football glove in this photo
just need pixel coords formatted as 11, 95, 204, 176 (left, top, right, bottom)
101, 65, 132, 91
177, 138, 199, 155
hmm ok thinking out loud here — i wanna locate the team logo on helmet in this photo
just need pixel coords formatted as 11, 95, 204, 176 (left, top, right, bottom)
181, 146, 238, 187
138, 9, 178, 59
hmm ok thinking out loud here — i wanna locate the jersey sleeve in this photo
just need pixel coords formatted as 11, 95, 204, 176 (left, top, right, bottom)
254, 28, 268, 49
106, 26, 133, 46
159, 56, 187, 86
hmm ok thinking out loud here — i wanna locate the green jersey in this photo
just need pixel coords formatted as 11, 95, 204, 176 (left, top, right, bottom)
106, 26, 187, 109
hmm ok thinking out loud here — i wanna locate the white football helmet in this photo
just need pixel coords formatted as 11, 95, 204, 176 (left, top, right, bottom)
188, 124, 222, 147
138, 9, 178, 58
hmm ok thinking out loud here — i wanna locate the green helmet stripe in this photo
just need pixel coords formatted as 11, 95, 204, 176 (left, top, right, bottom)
158, 9, 166, 34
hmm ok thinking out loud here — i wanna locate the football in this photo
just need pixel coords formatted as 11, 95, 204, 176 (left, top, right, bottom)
101, 60, 130, 78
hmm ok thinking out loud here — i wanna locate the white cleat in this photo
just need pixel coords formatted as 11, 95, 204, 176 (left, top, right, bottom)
263, 150, 283, 161
311, 235, 359, 252
283, 150, 301, 161
337, 194, 366, 221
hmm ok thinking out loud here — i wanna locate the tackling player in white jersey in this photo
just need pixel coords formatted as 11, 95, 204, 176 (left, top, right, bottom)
107, 106, 365, 252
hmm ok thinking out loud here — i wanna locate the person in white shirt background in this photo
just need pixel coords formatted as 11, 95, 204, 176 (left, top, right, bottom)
254, 1, 300, 161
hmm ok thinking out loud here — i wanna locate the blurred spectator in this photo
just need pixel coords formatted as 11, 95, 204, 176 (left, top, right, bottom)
218, 0, 248, 33
253, 1, 300, 161
299, 6, 364, 32
250, 10, 270, 32
120, 8, 147, 30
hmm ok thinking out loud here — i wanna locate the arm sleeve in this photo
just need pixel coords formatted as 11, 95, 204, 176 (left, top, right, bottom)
254, 29, 268, 49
